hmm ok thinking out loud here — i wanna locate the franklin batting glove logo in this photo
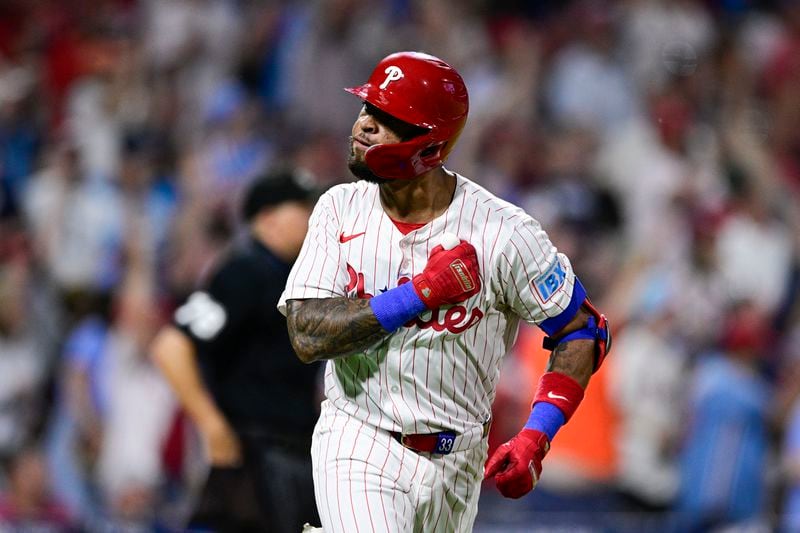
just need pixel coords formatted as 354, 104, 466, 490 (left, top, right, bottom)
449, 259, 475, 292
380, 66, 404, 89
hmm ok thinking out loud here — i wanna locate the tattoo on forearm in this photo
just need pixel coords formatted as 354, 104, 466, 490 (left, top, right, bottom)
546, 339, 594, 388
287, 298, 389, 362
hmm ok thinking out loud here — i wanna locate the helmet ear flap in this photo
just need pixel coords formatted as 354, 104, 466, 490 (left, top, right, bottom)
420, 142, 445, 159
364, 139, 426, 179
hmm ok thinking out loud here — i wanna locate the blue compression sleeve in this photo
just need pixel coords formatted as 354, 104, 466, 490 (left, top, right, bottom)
369, 282, 427, 332
523, 402, 565, 441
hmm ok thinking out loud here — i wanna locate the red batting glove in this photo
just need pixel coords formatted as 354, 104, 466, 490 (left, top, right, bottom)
484, 429, 550, 499
411, 240, 481, 310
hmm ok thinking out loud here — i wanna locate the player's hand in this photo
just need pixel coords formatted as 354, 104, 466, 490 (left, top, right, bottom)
411, 240, 481, 309
200, 415, 243, 467
484, 429, 549, 499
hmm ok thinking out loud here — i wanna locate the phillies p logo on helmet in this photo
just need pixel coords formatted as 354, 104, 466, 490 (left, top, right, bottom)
379, 66, 404, 89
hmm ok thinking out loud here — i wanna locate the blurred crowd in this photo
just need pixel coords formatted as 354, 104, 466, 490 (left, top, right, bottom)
0, 0, 799, 531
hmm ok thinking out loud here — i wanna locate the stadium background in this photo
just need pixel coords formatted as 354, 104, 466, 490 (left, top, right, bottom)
0, 0, 799, 531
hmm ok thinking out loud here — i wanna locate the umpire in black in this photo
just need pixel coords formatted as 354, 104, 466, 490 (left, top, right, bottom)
151, 169, 322, 532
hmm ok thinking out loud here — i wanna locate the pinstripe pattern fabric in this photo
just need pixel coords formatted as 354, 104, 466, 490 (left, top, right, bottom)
312, 400, 487, 533
279, 173, 577, 530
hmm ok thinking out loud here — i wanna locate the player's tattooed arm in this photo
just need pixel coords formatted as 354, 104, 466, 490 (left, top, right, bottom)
286, 298, 389, 363
545, 307, 595, 387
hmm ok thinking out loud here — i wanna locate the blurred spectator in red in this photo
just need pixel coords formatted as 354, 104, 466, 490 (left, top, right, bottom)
760, 0, 800, 186
0, 448, 72, 530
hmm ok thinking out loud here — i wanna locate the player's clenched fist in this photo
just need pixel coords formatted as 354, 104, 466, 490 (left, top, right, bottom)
484, 429, 550, 499
412, 240, 481, 309
369, 238, 481, 332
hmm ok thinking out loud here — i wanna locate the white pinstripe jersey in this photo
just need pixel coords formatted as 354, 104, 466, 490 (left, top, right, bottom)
278, 173, 576, 448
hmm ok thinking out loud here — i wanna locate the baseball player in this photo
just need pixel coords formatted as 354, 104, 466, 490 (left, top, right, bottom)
279, 52, 610, 532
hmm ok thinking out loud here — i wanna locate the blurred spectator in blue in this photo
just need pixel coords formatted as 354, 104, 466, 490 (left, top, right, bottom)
781, 368, 800, 533
45, 297, 110, 523
0, 63, 40, 208
113, 133, 178, 282
23, 140, 121, 294
545, 0, 639, 134
187, 80, 273, 220
676, 301, 773, 532
46, 221, 177, 530
24, 132, 177, 297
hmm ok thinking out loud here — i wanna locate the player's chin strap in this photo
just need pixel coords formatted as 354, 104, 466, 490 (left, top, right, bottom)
543, 298, 611, 373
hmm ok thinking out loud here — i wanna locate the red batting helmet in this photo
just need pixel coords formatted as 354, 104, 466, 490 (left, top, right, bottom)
345, 51, 469, 180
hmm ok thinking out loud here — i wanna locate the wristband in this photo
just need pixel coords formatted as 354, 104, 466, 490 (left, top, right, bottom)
369, 282, 427, 332
532, 372, 585, 422
523, 402, 565, 440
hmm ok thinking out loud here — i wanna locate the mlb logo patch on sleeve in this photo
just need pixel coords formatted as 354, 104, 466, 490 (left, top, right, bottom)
532, 259, 566, 302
